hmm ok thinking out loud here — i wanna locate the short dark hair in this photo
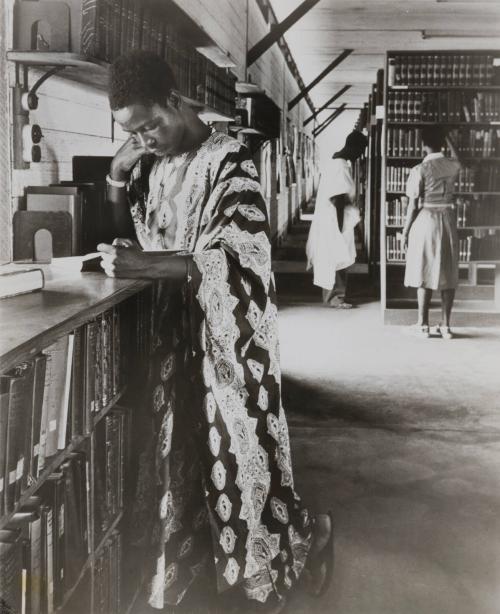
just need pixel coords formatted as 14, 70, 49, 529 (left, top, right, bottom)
422, 126, 446, 151
108, 51, 177, 110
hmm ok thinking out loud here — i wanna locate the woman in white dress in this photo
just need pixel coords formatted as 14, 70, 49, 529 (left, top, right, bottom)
402, 127, 462, 338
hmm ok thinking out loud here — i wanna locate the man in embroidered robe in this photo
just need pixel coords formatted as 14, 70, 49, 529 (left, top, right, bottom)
98, 51, 332, 612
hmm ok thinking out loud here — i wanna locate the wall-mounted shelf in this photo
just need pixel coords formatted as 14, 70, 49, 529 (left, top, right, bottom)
7, 51, 235, 123
236, 81, 266, 96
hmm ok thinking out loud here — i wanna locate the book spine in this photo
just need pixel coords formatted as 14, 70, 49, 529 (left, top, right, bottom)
29, 355, 47, 487
71, 328, 85, 440
57, 333, 75, 451
81, 0, 100, 56
0, 379, 10, 516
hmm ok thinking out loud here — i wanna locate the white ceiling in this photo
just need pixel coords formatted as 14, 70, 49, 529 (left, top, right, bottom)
269, 0, 500, 124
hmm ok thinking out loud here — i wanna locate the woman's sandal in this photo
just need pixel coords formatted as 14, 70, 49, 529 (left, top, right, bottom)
304, 511, 334, 597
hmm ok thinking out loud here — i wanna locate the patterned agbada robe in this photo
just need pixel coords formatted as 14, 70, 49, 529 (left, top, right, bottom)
127, 131, 312, 608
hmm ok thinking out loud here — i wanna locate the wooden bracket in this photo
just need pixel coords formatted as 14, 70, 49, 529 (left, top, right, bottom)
313, 104, 347, 137
303, 85, 352, 127
247, 0, 320, 66
289, 49, 353, 111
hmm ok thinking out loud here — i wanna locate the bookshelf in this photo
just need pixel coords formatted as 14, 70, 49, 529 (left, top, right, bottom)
381, 50, 500, 325
0, 275, 151, 614
8, 0, 239, 123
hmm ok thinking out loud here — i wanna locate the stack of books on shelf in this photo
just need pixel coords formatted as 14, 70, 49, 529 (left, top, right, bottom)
458, 233, 500, 262
386, 234, 406, 262
387, 91, 500, 123
0, 306, 122, 518
459, 236, 473, 262
447, 128, 500, 158
94, 531, 122, 614
455, 167, 477, 192
386, 197, 409, 225
456, 196, 500, 226
387, 166, 411, 192
81, 0, 236, 118
388, 54, 498, 87
0, 452, 89, 614
93, 411, 126, 542
455, 164, 500, 192
387, 127, 423, 158
471, 233, 500, 261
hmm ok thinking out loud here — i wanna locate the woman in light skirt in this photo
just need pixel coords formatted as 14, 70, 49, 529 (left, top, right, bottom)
402, 127, 462, 338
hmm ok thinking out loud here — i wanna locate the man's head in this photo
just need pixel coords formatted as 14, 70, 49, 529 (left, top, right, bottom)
109, 51, 185, 156
422, 126, 446, 153
343, 130, 368, 161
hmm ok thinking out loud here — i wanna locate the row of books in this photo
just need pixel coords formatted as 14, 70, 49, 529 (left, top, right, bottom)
387, 233, 500, 264
385, 197, 500, 228
0, 307, 121, 517
455, 165, 500, 192
81, 0, 236, 118
387, 54, 498, 87
387, 128, 424, 158
94, 412, 126, 542
386, 234, 406, 262
459, 237, 473, 263
94, 532, 122, 614
387, 91, 500, 123
387, 164, 500, 193
387, 127, 500, 159
456, 197, 500, 227
386, 198, 409, 226
386, 166, 412, 193
0, 453, 89, 614
464, 234, 500, 261
447, 128, 500, 158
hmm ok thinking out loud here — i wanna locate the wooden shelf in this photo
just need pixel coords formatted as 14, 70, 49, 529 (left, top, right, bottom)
0, 273, 150, 372
54, 511, 124, 613
386, 260, 500, 266
0, 436, 87, 529
386, 191, 500, 196
389, 85, 500, 91
235, 81, 266, 95
229, 125, 266, 136
387, 121, 500, 127
387, 157, 500, 162
0, 385, 126, 530
386, 225, 500, 230
7, 51, 235, 122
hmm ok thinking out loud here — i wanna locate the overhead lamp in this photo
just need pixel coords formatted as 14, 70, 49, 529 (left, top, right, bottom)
422, 29, 500, 39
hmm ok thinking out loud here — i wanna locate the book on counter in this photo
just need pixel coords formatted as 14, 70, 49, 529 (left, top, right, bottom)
0, 266, 44, 299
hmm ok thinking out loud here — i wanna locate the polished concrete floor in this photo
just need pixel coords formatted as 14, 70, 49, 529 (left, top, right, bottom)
278, 293, 500, 614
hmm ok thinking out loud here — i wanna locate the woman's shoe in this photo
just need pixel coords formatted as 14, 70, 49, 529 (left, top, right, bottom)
304, 511, 334, 597
433, 324, 453, 339
408, 324, 430, 338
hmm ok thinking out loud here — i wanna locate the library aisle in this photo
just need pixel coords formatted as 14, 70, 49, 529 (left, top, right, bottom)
275, 263, 500, 614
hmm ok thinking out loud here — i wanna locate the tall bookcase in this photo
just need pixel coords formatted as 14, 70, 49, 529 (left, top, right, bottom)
381, 50, 500, 325
0, 276, 151, 614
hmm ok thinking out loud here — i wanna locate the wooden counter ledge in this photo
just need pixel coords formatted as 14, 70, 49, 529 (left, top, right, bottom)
0, 273, 150, 372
